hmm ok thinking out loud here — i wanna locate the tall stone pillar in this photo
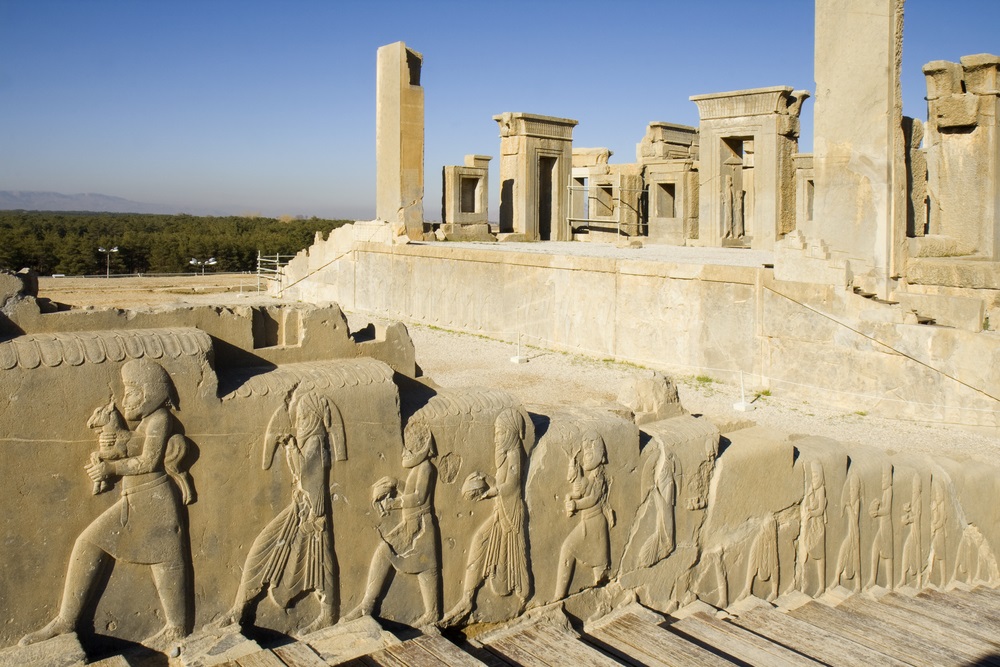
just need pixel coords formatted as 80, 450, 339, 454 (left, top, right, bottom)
493, 112, 578, 241
376, 42, 424, 239
923, 54, 1000, 259
810, 0, 907, 297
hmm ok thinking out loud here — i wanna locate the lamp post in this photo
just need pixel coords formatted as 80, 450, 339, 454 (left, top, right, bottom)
97, 246, 118, 278
189, 257, 217, 275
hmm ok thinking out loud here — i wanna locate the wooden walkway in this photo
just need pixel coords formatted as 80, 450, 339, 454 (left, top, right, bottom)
9, 583, 996, 666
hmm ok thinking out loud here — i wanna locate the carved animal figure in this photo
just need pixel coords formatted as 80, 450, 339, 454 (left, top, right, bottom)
86, 399, 130, 494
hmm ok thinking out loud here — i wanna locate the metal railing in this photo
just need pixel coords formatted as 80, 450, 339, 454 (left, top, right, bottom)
256, 252, 296, 294
567, 181, 647, 239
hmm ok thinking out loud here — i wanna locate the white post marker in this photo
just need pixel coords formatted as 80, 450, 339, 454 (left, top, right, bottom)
510, 332, 529, 364
733, 370, 756, 412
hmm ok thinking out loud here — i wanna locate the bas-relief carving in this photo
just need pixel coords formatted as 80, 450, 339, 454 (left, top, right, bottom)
866, 464, 894, 589
347, 421, 440, 626
834, 472, 862, 591
216, 385, 346, 634
21, 359, 194, 651
741, 516, 780, 602
898, 472, 923, 588
953, 524, 1000, 585
926, 476, 947, 587
554, 431, 614, 600
621, 437, 676, 571
441, 408, 530, 625
795, 461, 827, 596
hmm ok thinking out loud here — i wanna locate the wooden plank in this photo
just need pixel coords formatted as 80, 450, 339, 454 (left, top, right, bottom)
670, 613, 819, 667
589, 613, 733, 667
272, 642, 329, 667
789, 601, 964, 667
946, 587, 1000, 615
880, 590, 1000, 644
838, 595, 1000, 665
378, 641, 446, 667
734, 606, 914, 667
409, 635, 487, 666
531, 624, 624, 667
237, 649, 287, 667
919, 589, 1000, 623
487, 627, 552, 667
366, 645, 423, 667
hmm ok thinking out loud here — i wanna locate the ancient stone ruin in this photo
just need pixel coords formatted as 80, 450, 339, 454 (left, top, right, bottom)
2, 0, 1000, 665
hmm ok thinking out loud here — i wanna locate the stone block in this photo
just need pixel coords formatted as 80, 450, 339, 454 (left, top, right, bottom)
894, 291, 985, 331
0, 632, 86, 667
933, 93, 980, 129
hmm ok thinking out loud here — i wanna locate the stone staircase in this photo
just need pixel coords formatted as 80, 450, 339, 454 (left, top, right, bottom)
8, 584, 1000, 666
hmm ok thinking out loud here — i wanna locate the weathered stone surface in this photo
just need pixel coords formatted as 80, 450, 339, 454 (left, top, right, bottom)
0, 632, 86, 667
376, 42, 424, 239
494, 112, 578, 241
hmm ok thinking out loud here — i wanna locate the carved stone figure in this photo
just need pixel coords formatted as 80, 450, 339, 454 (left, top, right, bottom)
345, 421, 440, 625
20, 359, 193, 650
866, 465, 894, 589
554, 431, 615, 599
898, 473, 923, 588
693, 547, 728, 608
796, 461, 827, 596
925, 476, 947, 587
686, 434, 719, 511
216, 386, 346, 634
622, 441, 676, 570
441, 408, 530, 625
741, 516, 779, 601
954, 524, 1000, 584
722, 174, 735, 238
834, 472, 862, 591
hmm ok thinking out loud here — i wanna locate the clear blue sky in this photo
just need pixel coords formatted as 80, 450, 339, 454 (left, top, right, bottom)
1, 1, 998, 220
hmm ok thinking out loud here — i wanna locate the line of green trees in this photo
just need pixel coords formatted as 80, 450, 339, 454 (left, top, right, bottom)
0, 211, 350, 275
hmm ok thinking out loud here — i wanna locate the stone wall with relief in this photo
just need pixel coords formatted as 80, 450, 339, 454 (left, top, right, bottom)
1, 271, 999, 662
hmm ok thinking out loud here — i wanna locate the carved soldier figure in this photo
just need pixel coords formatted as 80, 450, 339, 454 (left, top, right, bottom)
926, 477, 947, 587
21, 359, 192, 650
741, 515, 779, 602
346, 421, 440, 626
216, 386, 345, 634
899, 473, 923, 588
554, 431, 614, 600
867, 465, 894, 589
441, 408, 530, 625
796, 460, 828, 596
834, 472, 862, 591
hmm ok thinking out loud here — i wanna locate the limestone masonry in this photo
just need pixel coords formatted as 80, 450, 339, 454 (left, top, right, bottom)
2, 0, 1000, 664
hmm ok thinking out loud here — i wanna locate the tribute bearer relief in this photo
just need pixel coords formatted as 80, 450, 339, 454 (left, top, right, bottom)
834, 472, 862, 591
442, 408, 530, 625
867, 464, 894, 589
346, 421, 440, 626
554, 430, 614, 600
216, 386, 346, 634
796, 460, 827, 596
21, 359, 194, 650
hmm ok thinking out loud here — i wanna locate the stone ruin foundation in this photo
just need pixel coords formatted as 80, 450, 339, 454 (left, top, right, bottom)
1, 268, 998, 665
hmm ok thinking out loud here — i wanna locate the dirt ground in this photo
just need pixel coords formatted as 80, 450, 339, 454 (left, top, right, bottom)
36, 274, 1000, 465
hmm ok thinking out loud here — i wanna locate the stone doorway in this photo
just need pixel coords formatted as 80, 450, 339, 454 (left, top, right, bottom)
538, 156, 558, 240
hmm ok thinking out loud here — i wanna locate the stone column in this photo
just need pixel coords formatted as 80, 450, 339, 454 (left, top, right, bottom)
922, 54, 1000, 259
376, 42, 424, 239
810, 0, 906, 297
493, 112, 578, 241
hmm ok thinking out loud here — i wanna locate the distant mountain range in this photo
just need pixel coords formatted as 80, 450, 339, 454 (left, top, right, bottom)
0, 191, 226, 216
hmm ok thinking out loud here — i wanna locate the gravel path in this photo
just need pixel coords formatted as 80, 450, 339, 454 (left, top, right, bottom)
36, 274, 1000, 465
